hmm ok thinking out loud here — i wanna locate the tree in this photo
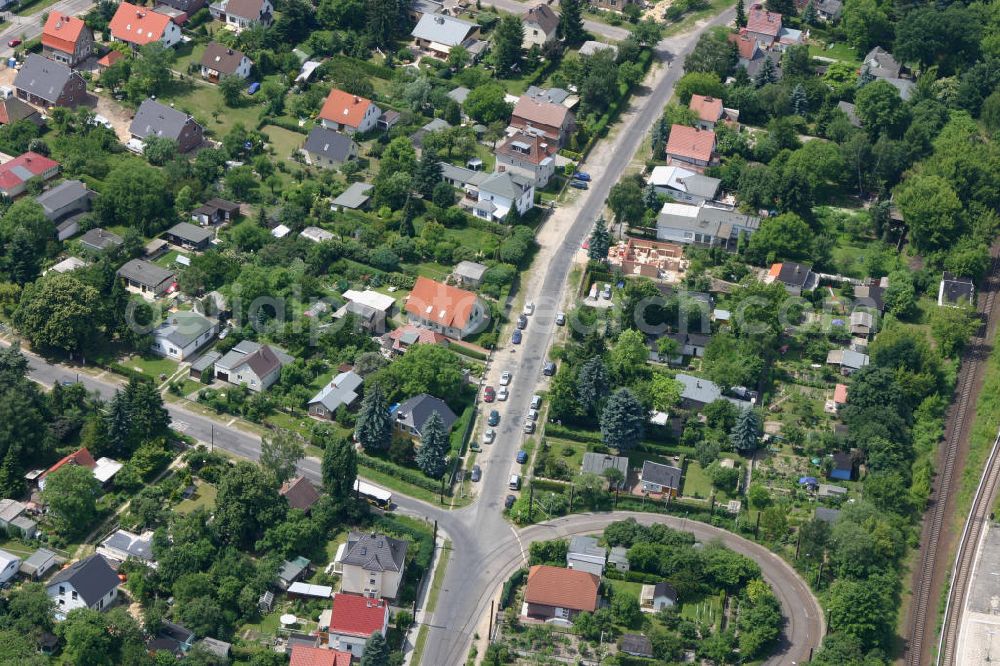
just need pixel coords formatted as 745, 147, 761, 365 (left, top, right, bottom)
745, 212, 814, 265
790, 83, 808, 116
463, 83, 513, 124
414, 151, 443, 199
703, 333, 765, 389
447, 45, 469, 70
214, 461, 286, 548
58, 609, 116, 666
607, 178, 645, 225
41, 464, 100, 537
14, 273, 102, 355
95, 162, 173, 235
415, 411, 450, 479
801, 0, 816, 24
685, 30, 738, 79
729, 408, 761, 453
372, 344, 465, 402
354, 383, 392, 450
218, 75, 244, 107
609, 329, 651, 385
826, 575, 895, 649
588, 216, 611, 261
492, 15, 524, 75
320, 431, 357, 502
558, 0, 586, 44
894, 174, 963, 254
674, 71, 725, 104
893, 5, 981, 75
600, 388, 646, 452
650, 374, 683, 412
260, 429, 305, 484
735, 0, 746, 25
366, 0, 404, 46
361, 631, 389, 666
842, 0, 891, 52
378, 136, 418, 181
577, 357, 610, 415
579, 49, 619, 113
855, 80, 907, 138
929, 304, 979, 357
754, 56, 777, 87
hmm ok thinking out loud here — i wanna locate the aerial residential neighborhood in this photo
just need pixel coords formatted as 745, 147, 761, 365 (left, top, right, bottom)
0, 0, 992, 663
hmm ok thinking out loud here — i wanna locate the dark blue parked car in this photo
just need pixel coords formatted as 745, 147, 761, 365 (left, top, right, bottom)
573, 171, 591, 182
512, 329, 522, 344
247, 82, 261, 94
516, 450, 528, 464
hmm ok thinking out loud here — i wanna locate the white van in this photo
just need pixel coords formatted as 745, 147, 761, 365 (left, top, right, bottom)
509, 474, 521, 490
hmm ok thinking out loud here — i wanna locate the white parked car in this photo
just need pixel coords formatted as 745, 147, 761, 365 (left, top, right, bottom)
527, 409, 539, 421
483, 428, 496, 444
523, 420, 536, 434
498, 387, 509, 401
523, 301, 535, 316
500, 371, 512, 386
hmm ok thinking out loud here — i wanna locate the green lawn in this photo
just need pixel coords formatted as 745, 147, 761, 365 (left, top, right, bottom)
808, 41, 862, 67
262, 124, 308, 160
681, 459, 718, 500
154, 250, 188, 269
680, 594, 724, 628
121, 354, 179, 379
176, 479, 217, 514
605, 578, 644, 601
545, 438, 588, 472
161, 81, 264, 136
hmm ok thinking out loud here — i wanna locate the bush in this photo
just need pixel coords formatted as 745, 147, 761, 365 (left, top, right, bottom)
358, 452, 452, 496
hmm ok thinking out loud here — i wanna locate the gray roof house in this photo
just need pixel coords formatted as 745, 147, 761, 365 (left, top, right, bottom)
526, 85, 574, 106
342, 531, 408, 573
308, 370, 363, 420
151, 311, 217, 361
130, 99, 205, 153
394, 394, 458, 439
164, 221, 213, 251
47, 554, 120, 619
453, 260, 488, 288
640, 460, 683, 496
675, 373, 753, 411
837, 100, 861, 128
117, 259, 176, 298
0, 498, 37, 538
14, 54, 88, 108
566, 536, 607, 576
98, 529, 156, 566
196, 638, 232, 659
411, 14, 483, 60
331, 182, 374, 210
214, 340, 293, 392
938, 271, 975, 307
647, 165, 720, 204
277, 555, 310, 589
608, 546, 629, 571
826, 348, 870, 375
770, 261, 818, 295
35, 180, 93, 234
80, 227, 123, 253
581, 452, 629, 488
862, 47, 914, 99
447, 86, 471, 105
656, 202, 760, 250
20, 548, 58, 579
302, 126, 358, 168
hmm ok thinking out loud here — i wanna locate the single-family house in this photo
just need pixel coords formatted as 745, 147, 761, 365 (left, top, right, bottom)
566, 536, 607, 576
199, 42, 252, 82
302, 126, 358, 168
41, 13, 95, 67
581, 452, 629, 488
826, 348, 869, 375
453, 260, 488, 288
308, 370, 363, 420
405, 276, 488, 339
0, 97, 43, 127
20, 548, 58, 579
214, 340, 293, 392
382, 324, 449, 356
318, 89, 381, 134
130, 98, 204, 153
151, 311, 217, 361
333, 288, 395, 333
38, 447, 97, 491
862, 47, 914, 100
340, 531, 408, 599
117, 259, 176, 299
80, 227, 123, 253
621, 634, 654, 658
640, 582, 677, 611
510, 95, 575, 146
829, 451, 856, 481
36, 179, 93, 240
190, 197, 240, 225
0, 499, 37, 538
640, 461, 682, 497
109, 3, 182, 48
0, 550, 20, 584
729, 32, 783, 80
300, 226, 335, 243
522, 4, 559, 47
14, 55, 88, 109
164, 222, 213, 251
849, 310, 875, 338
97, 529, 156, 567
495, 130, 557, 188
767, 261, 818, 295
325, 594, 390, 658
393, 393, 458, 441
277, 556, 310, 589
647, 165, 720, 204
656, 202, 759, 249
411, 14, 482, 60
689, 94, 739, 131
47, 554, 120, 620
854, 276, 888, 311
331, 182, 373, 211
289, 645, 352, 666
280, 476, 321, 513
938, 272, 975, 308
665, 125, 716, 170
523, 565, 600, 621
477, 171, 535, 220
209, 0, 273, 31
0, 151, 59, 198
745, 3, 782, 46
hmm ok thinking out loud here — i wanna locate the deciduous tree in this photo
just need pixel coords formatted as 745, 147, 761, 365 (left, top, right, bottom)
260, 429, 305, 484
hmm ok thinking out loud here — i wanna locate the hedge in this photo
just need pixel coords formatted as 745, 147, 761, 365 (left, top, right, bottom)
261, 117, 308, 135
105, 362, 155, 384
499, 568, 527, 609
531, 478, 570, 494
545, 423, 604, 445
330, 55, 394, 79
450, 344, 487, 361
358, 452, 453, 496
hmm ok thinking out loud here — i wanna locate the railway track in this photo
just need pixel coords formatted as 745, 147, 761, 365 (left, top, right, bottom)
904, 249, 1000, 666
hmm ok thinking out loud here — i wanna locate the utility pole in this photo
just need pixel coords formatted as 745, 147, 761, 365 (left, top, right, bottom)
568, 484, 574, 512
210, 424, 214, 452
528, 482, 534, 522
433, 520, 438, 550
488, 599, 495, 641
795, 529, 801, 560
754, 511, 761, 538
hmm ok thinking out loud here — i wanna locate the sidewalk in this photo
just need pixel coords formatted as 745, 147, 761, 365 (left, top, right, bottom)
402, 534, 451, 666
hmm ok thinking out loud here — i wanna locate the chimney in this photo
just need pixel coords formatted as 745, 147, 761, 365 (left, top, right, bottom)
353, 96, 359, 103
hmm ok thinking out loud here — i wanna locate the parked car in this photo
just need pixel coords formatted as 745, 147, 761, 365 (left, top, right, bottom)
505, 494, 517, 509
531, 395, 542, 410
573, 171, 591, 182
483, 428, 496, 444
7, 39, 20, 48
527, 409, 539, 421
524, 420, 536, 434
555, 311, 566, 326
470, 442, 482, 452
488, 410, 500, 426
247, 82, 261, 94
516, 450, 528, 464
570, 180, 588, 190
498, 387, 509, 401
517, 314, 528, 330
601, 284, 612, 299
509, 475, 521, 490
483, 386, 496, 402
512, 329, 522, 345
523, 301, 535, 316
543, 362, 556, 376
500, 371, 512, 386
470, 465, 481, 482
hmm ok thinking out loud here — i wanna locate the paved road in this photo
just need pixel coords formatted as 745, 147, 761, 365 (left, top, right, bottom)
0, 0, 94, 57
485, 0, 632, 41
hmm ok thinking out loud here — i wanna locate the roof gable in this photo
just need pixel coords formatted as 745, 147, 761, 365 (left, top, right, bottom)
200, 42, 249, 75
665, 125, 715, 162
14, 55, 79, 105
747, 3, 782, 37
329, 594, 388, 637
318, 89, 375, 127
523, 3, 559, 34
689, 94, 723, 123
110, 2, 173, 45
525, 565, 599, 611
47, 554, 120, 606
405, 276, 480, 330
42, 13, 88, 53
342, 531, 408, 572
411, 13, 478, 46
512, 96, 570, 129
130, 98, 199, 142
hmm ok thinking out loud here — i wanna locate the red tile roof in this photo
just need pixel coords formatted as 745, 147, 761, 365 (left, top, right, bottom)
525, 565, 600, 612
387, 324, 449, 352
109, 3, 173, 46
44, 447, 97, 478
0, 151, 59, 192
729, 32, 759, 60
833, 383, 848, 404
747, 3, 782, 38
328, 594, 388, 638
664, 125, 715, 163
318, 89, 374, 129
496, 130, 557, 165
512, 96, 570, 129
98, 50, 125, 67
405, 277, 480, 330
42, 13, 87, 54
689, 94, 723, 123
289, 645, 352, 666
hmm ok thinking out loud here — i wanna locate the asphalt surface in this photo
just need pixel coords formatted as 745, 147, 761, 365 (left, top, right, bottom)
0, 0, 95, 56
485, 0, 632, 41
